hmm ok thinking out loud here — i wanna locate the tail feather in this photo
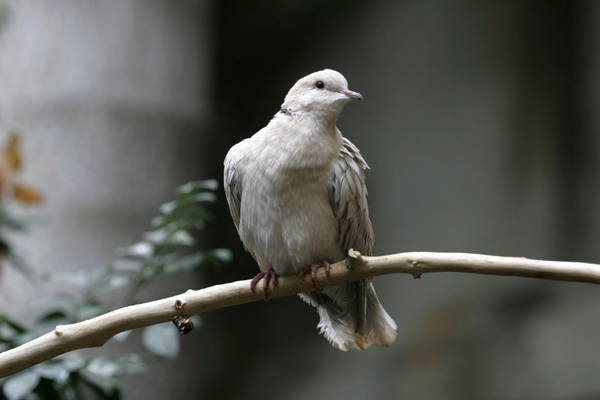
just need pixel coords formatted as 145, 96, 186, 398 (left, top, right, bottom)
299, 279, 397, 351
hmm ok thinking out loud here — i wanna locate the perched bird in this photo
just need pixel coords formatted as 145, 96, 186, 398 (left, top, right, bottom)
224, 69, 397, 350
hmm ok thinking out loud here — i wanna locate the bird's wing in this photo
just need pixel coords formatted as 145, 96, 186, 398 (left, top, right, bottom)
223, 141, 245, 232
330, 136, 374, 256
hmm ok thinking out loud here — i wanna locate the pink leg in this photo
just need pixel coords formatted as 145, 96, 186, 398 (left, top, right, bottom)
298, 261, 331, 291
250, 268, 279, 301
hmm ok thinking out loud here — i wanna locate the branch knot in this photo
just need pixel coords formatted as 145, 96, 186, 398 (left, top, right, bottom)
345, 249, 364, 270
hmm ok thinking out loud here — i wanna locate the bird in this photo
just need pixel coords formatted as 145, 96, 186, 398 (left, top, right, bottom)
223, 69, 397, 350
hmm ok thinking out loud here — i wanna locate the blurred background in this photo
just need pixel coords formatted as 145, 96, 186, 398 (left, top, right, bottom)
1, 0, 600, 399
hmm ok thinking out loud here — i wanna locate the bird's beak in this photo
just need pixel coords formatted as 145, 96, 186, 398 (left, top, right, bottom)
341, 90, 363, 100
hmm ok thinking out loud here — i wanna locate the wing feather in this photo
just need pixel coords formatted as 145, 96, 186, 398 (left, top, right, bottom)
330, 137, 374, 256
223, 142, 245, 232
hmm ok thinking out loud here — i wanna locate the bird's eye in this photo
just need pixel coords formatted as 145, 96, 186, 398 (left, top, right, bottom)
315, 81, 325, 89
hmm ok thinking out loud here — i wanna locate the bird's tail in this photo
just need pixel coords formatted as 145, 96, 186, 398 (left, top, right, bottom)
299, 278, 397, 351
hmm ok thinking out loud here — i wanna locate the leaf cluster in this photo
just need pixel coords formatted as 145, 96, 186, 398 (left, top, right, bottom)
0, 180, 230, 399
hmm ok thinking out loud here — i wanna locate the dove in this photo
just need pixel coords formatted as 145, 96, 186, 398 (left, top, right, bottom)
224, 69, 397, 350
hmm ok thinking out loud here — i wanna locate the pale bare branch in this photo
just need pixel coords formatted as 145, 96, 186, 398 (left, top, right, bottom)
2, 250, 600, 377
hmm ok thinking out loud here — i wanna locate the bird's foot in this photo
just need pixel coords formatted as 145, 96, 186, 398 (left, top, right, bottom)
250, 268, 279, 301
298, 261, 331, 291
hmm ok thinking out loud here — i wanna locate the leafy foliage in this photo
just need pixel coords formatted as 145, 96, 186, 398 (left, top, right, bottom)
0, 132, 45, 277
0, 180, 230, 399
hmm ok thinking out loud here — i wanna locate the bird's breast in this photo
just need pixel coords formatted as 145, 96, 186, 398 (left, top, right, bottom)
240, 161, 344, 275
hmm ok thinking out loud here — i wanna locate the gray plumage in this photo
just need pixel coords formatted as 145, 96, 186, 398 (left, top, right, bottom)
224, 69, 397, 350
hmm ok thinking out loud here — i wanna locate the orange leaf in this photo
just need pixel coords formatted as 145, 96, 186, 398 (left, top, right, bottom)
2, 132, 21, 172
12, 182, 43, 205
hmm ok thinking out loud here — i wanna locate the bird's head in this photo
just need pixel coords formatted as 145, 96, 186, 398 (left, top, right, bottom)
281, 69, 362, 117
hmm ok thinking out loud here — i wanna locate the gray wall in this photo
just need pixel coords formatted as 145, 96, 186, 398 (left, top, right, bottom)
2, 1, 600, 399
0, 1, 212, 398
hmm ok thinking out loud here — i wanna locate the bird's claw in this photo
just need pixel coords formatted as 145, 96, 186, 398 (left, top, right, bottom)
250, 268, 279, 301
298, 261, 331, 291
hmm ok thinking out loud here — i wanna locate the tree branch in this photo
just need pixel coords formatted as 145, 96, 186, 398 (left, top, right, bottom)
2, 250, 600, 377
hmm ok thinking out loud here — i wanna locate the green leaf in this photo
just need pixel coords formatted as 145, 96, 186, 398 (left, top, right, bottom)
117, 242, 154, 258
109, 354, 147, 375
143, 229, 169, 244
59, 355, 86, 372
176, 179, 218, 195
41, 270, 90, 289
4, 254, 33, 278
89, 275, 131, 297
0, 316, 27, 334
13, 332, 38, 346
76, 303, 105, 321
159, 200, 178, 215
31, 293, 78, 313
150, 215, 167, 228
142, 323, 180, 359
164, 252, 203, 273
192, 192, 218, 203
0, 207, 27, 232
35, 362, 70, 384
168, 230, 195, 246
35, 311, 69, 335
111, 330, 132, 342
210, 248, 233, 263
72, 369, 121, 400
36, 311, 68, 324
0, 321, 22, 341
72, 380, 115, 400
86, 354, 147, 378
108, 275, 129, 289
3, 370, 40, 400
201, 179, 219, 190
111, 258, 143, 273
175, 181, 199, 195
85, 358, 121, 378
